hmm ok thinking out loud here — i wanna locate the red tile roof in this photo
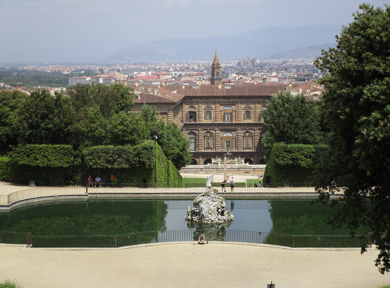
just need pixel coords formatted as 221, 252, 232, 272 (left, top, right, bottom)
163, 84, 287, 97
137, 75, 160, 81
133, 93, 176, 104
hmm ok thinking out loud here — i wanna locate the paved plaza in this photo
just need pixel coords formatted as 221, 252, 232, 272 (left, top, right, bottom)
1, 243, 390, 288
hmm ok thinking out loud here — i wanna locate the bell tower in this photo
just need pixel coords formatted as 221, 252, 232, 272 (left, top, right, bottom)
211, 51, 221, 85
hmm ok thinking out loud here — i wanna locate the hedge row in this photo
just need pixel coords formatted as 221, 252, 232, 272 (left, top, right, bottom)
266, 143, 329, 186
0, 141, 182, 187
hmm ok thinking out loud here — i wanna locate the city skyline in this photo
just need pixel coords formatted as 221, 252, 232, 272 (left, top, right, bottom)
1, 0, 389, 63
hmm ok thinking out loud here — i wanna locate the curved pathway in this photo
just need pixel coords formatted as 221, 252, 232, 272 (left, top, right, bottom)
1, 243, 390, 288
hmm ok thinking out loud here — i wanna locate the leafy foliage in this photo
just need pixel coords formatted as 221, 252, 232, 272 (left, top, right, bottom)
82, 141, 182, 187
263, 92, 321, 158
13, 89, 82, 146
0, 90, 27, 155
273, 143, 316, 168
267, 143, 329, 186
140, 104, 191, 169
313, 4, 390, 273
82, 143, 153, 169
11, 145, 79, 167
0, 157, 13, 181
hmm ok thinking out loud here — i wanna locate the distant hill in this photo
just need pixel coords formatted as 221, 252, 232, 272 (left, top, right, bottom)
105, 25, 340, 63
264, 43, 336, 60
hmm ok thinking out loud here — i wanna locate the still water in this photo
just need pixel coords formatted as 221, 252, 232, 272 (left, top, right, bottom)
0, 199, 368, 237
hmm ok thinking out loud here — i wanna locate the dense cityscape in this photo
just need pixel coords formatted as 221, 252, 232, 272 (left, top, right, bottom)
0, 56, 323, 95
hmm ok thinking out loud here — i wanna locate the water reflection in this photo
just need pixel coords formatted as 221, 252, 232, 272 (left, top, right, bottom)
0, 199, 368, 241
0, 200, 168, 237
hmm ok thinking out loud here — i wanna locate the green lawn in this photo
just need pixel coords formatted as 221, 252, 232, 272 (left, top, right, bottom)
246, 179, 263, 187
182, 178, 246, 188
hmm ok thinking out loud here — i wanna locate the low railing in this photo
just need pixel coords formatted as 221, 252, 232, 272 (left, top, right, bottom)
0, 185, 322, 207
0, 231, 30, 244
0, 230, 369, 249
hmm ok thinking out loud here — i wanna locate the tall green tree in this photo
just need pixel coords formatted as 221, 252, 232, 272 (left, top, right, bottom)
14, 89, 82, 146
0, 90, 27, 154
67, 83, 135, 119
108, 111, 147, 146
140, 104, 190, 169
262, 92, 321, 157
313, 4, 390, 273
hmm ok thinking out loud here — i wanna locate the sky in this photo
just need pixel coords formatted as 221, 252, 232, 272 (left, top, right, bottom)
1, 0, 388, 63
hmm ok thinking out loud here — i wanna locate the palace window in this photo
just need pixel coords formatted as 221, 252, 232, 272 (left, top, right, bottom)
205, 110, 212, 120
224, 113, 232, 122
226, 141, 231, 149
189, 133, 196, 151
223, 105, 233, 122
189, 111, 196, 122
245, 111, 251, 119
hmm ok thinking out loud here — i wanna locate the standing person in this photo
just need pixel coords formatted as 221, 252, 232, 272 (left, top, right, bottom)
193, 233, 208, 245
87, 176, 93, 187
230, 177, 235, 192
221, 180, 226, 192
94, 176, 102, 187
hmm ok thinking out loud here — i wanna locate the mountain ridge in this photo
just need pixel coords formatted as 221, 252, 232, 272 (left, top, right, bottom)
105, 24, 340, 62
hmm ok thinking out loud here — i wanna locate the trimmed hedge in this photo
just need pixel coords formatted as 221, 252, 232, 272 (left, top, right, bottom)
5, 142, 182, 187
266, 143, 329, 186
0, 157, 13, 181
7, 145, 81, 185
82, 141, 182, 187
11, 145, 80, 167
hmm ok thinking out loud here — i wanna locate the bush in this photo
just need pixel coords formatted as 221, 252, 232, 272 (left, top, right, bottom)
83, 141, 182, 187
0, 157, 12, 182
266, 143, 329, 186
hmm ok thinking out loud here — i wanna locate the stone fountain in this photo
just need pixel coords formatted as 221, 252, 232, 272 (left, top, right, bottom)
185, 172, 234, 224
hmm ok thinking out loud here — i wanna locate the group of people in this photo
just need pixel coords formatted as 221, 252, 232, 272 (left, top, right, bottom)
221, 177, 235, 192
87, 176, 102, 188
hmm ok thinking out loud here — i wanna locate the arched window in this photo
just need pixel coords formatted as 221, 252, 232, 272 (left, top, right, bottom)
259, 158, 266, 164
191, 159, 198, 165
244, 158, 253, 164
223, 105, 233, 110
204, 158, 212, 165
223, 132, 233, 137
188, 133, 196, 151
204, 132, 214, 150
243, 132, 253, 149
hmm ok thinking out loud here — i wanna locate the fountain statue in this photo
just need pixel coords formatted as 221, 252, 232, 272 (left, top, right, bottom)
185, 172, 234, 224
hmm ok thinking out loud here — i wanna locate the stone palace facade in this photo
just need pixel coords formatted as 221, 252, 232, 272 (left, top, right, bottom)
131, 52, 287, 165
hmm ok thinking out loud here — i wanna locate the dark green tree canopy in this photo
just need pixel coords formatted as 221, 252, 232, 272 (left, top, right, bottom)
140, 104, 190, 169
0, 90, 27, 154
262, 92, 321, 157
0, 84, 190, 170
314, 4, 390, 273
14, 89, 82, 146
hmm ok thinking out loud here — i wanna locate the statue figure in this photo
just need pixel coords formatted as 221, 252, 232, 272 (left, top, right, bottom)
206, 172, 215, 192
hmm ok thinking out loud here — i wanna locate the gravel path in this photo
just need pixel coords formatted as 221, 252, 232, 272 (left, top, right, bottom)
1, 243, 390, 288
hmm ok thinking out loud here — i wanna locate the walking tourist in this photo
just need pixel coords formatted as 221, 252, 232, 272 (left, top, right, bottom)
230, 177, 235, 192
